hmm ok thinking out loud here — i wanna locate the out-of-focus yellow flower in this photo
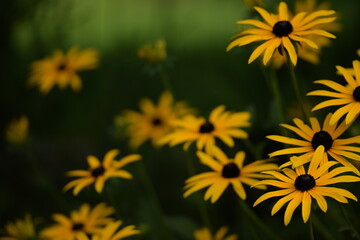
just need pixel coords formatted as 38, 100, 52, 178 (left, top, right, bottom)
89, 220, 140, 240
121, 91, 195, 149
0, 214, 36, 240
5, 116, 29, 145
137, 40, 167, 64
194, 226, 237, 240
272, 0, 341, 67
28, 46, 99, 94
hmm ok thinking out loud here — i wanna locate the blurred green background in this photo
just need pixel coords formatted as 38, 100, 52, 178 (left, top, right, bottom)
1, 0, 360, 239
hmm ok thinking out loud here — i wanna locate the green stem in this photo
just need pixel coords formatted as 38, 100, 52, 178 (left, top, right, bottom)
311, 214, 336, 240
185, 151, 212, 229
338, 203, 360, 240
269, 67, 285, 124
288, 62, 309, 120
238, 200, 283, 240
137, 161, 176, 240
309, 216, 315, 240
160, 69, 173, 93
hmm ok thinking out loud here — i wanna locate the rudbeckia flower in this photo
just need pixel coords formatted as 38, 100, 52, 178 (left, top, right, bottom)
0, 214, 36, 240
89, 221, 140, 240
308, 60, 360, 125
121, 91, 195, 149
253, 146, 360, 226
184, 146, 277, 203
267, 113, 360, 174
160, 105, 250, 153
28, 47, 99, 94
5, 115, 29, 145
227, 1, 336, 66
40, 203, 115, 240
137, 39, 167, 64
64, 149, 141, 195
194, 226, 237, 240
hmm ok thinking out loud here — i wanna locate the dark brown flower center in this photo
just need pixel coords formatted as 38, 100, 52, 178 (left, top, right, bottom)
152, 118, 163, 126
91, 166, 105, 177
57, 62, 67, 71
273, 21, 293, 37
72, 223, 84, 231
311, 131, 333, 151
295, 174, 316, 191
353, 86, 360, 101
222, 163, 240, 178
199, 122, 215, 133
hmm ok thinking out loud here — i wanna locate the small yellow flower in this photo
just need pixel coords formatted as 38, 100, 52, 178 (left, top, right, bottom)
194, 226, 237, 240
0, 214, 36, 240
267, 113, 360, 174
254, 146, 360, 226
28, 46, 99, 94
90, 221, 140, 240
137, 39, 167, 64
308, 60, 360, 125
272, 0, 341, 67
227, 1, 336, 66
184, 146, 277, 203
160, 105, 250, 153
64, 149, 141, 195
122, 91, 195, 149
5, 116, 29, 145
40, 203, 114, 240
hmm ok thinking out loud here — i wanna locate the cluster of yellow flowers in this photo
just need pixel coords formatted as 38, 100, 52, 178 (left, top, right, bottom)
3, 0, 360, 239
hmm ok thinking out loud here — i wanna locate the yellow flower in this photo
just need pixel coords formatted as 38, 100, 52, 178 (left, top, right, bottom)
64, 149, 141, 195
308, 60, 360, 125
184, 146, 278, 203
28, 47, 99, 94
267, 113, 360, 174
0, 214, 36, 240
227, 1, 336, 66
122, 91, 194, 149
160, 105, 250, 153
5, 116, 29, 145
40, 203, 114, 240
137, 39, 167, 64
194, 226, 237, 240
90, 221, 140, 240
254, 146, 360, 226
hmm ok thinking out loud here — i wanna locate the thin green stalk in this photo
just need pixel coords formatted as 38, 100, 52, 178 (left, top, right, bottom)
137, 161, 176, 240
185, 151, 212, 229
338, 203, 360, 240
309, 216, 315, 240
288, 62, 309, 120
238, 199, 283, 240
312, 214, 336, 240
160, 69, 173, 93
269, 67, 286, 124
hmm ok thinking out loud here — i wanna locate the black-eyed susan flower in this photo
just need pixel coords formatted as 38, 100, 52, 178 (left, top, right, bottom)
272, 0, 341, 68
40, 203, 114, 240
159, 105, 250, 153
137, 39, 167, 64
184, 146, 278, 203
253, 146, 360, 226
5, 116, 29, 145
193, 226, 237, 240
308, 60, 360, 125
0, 214, 36, 240
227, 1, 336, 66
64, 149, 141, 195
28, 46, 99, 94
89, 220, 140, 240
267, 113, 360, 174
122, 91, 195, 149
